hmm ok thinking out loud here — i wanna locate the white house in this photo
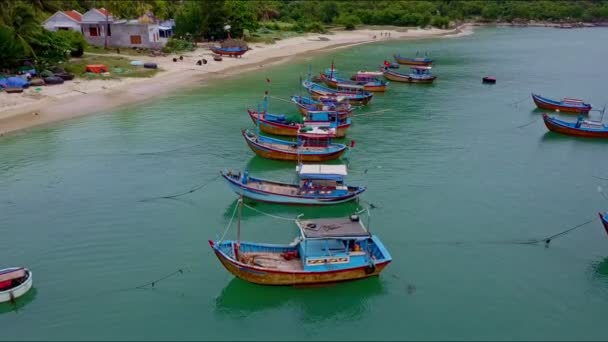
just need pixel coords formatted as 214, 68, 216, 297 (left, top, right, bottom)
42, 10, 82, 31
81, 8, 114, 46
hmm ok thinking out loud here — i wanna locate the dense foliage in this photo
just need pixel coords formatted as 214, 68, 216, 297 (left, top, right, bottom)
1, 0, 608, 69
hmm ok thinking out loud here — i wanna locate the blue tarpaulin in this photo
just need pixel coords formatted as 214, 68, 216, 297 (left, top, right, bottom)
0, 77, 29, 89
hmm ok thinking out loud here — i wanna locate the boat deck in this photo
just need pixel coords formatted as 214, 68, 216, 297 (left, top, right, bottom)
261, 142, 333, 153
240, 252, 304, 271
246, 179, 346, 196
297, 218, 370, 238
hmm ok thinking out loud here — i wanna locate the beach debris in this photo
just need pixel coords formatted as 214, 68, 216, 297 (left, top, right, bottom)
173, 58, 178, 62
143, 62, 158, 69
179, 55, 184, 60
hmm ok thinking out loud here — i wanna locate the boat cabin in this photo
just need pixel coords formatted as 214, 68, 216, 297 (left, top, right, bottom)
295, 216, 382, 272
296, 164, 349, 194
410, 65, 433, 75
297, 127, 337, 147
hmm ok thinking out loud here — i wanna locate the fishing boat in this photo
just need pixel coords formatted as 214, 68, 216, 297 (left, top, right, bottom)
542, 113, 608, 138
532, 93, 592, 114
241, 128, 347, 162
247, 110, 351, 138
598, 212, 608, 236
209, 200, 392, 285
0, 267, 33, 303
393, 54, 433, 66
302, 80, 373, 105
320, 67, 388, 92
382, 66, 436, 83
220, 164, 365, 205
482, 76, 496, 84
290, 95, 353, 117
210, 46, 249, 57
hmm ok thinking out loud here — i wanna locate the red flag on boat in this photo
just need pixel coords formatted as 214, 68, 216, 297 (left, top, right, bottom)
384, 60, 391, 67
350, 140, 356, 148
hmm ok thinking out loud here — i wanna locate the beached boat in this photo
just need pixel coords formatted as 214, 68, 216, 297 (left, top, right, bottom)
542, 113, 608, 138
0, 267, 33, 303
220, 164, 365, 205
382, 66, 436, 83
532, 93, 592, 114
241, 128, 347, 162
321, 67, 388, 92
393, 54, 433, 66
209, 200, 392, 285
599, 212, 608, 236
290, 95, 353, 117
302, 80, 373, 105
210, 46, 249, 57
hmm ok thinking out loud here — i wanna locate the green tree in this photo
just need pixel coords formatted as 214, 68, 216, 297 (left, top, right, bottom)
225, 0, 259, 38
320, 1, 338, 24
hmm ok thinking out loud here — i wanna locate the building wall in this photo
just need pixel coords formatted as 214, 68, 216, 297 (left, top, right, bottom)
110, 24, 165, 48
82, 23, 109, 46
42, 13, 81, 31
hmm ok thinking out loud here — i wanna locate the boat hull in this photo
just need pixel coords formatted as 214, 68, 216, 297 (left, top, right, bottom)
322, 77, 387, 93
221, 173, 364, 205
542, 114, 608, 138
242, 130, 346, 162
210, 47, 248, 57
209, 242, 390, 286
599, 212, 608, 236
532, 94, 591, 114
393, 55, 433, 66
308, 90, 372, 105
0, 269, 32, 303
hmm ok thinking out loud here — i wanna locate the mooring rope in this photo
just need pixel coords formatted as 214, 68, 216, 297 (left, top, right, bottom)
516, 117, 539, 129
507, 95, 530, 107
139, 174, 221, 202
135, 268, 186, 289
353, 109, 391, 117
137, 143, 204, 156
218, 201, 239, 243
242, 203, 298, 221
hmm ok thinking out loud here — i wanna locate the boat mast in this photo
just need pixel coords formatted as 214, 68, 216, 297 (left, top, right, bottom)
236, 195, 243, 257
256, 102, 261, 136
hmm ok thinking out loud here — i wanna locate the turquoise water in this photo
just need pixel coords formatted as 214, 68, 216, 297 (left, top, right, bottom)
2, 27, 608, 340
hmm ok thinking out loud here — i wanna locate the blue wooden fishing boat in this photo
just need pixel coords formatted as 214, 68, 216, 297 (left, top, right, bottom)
209, 199, 392, 285
220, 164, 365, 205
393, 54, 433, 66
242, 127, 347, 162
290, 95, 353, 117
382, 66, 436, 84
542, 113, 608, 138
532, 93, 592, 114
302, 80, 373, 105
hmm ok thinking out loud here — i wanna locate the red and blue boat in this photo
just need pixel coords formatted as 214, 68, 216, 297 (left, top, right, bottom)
290, 95, 353, 117
209, 200, 392, 286
302, 80, 373, 105
220, 164, 365, 205
382, 66, 436, 83
320, 66, 388, 92
393, 54, 433, 66
242, 127, 347, 162
532, 93, 592, 114
210, 46, 249, 57
542, 113, 608, 138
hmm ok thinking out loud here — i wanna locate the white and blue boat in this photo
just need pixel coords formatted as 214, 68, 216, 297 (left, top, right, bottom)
221, 164, 365, 205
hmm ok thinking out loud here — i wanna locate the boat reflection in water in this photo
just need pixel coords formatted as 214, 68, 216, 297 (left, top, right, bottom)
214, 276, 386, 321
0, 287, 37, 315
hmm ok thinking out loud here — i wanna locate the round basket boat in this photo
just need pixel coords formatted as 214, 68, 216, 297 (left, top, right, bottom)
55, 73, 75, 81
143, 62, 158, 69
3, 87, 23, 94
44, 76, 64, 85
0, 267, 33, 303
28, 78, 45, 87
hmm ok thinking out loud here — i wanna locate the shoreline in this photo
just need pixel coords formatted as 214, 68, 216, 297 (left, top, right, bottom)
0, 25, 472, 137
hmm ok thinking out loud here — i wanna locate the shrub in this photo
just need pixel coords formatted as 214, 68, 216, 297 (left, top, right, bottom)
338, 15, 361, 30
162, 38, 196, 53
306, 22, 326, 33
431, 16, 450, 29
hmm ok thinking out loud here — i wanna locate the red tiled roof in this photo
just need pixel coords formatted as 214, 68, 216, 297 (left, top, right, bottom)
63, 10, 82, 22
97, 8, 111, 17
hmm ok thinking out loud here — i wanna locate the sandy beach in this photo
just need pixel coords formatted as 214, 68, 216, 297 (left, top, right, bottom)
0, 25, 473, 136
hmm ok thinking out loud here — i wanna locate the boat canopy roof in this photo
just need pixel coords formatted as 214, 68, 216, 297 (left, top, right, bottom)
410, 65, 432, 70
298, 126, 336, 138
296, 217, 370, 239
297, 164, 347, 180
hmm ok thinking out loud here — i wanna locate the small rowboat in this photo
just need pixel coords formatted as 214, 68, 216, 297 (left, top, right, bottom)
290, 95, 353, 117
482, 76, 496, 84
209, 202, 392, 286
542, 113, 608, 138
220, 164, 365, 205
241, 128, 347, 162
393, 54, 433, 66
532, 93, 592, 114
599, 212, 608, 236
0, 267, 33, 303
302, 80, 373, 105
248, 109, 351, 138
382, 66, 436, 84
210, 46, 249, 57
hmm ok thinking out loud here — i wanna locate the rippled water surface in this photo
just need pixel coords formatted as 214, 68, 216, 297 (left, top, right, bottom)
2, 27, 608, 340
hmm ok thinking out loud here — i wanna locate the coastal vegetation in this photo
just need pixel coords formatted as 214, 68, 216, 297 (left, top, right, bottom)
1, 0, 607, 70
